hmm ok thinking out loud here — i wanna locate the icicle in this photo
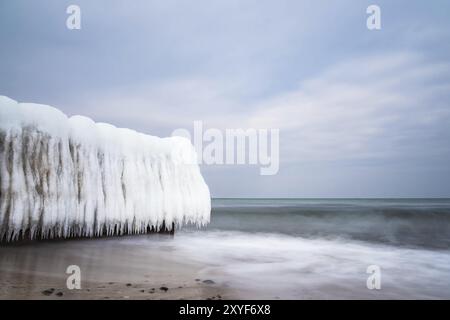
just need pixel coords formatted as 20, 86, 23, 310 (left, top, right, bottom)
0, 96, 211, 242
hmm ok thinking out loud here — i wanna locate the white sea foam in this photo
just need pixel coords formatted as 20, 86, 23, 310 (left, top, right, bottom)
175, 230, 450, 299
0, 96, 211, 241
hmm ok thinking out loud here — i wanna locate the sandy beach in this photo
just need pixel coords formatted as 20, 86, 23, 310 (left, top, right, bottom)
0, 234, 228, 300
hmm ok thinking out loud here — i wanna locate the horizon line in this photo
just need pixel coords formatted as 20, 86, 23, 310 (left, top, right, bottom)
211, 197, 450, 200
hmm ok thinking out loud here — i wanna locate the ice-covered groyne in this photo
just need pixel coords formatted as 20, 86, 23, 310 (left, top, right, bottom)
0, 96, 210, 242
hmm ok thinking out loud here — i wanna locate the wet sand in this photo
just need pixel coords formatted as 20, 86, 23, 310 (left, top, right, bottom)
0, 234, 228, 300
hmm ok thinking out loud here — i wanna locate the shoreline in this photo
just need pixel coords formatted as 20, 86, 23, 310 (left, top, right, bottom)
1, 228, 449, 300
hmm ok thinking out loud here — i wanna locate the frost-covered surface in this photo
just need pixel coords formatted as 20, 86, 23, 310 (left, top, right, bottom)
0, 96, 210, 242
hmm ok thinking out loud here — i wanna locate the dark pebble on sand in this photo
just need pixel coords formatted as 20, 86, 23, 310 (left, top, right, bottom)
140, 290, 145, 293
56, 292, 63, 297
42, 288, 55, 296
195, 279, 201, 282
160, 286, 169, 292
126, 283, 132, 287
203, 280, 215, 284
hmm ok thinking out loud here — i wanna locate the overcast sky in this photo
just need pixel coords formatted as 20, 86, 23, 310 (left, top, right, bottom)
1, 0, 450, 197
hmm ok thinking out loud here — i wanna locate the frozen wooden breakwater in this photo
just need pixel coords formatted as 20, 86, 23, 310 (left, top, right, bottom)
0, 96, 210, 242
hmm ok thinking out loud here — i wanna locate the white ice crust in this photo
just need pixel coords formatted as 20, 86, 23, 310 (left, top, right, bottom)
0, 96, 210, 241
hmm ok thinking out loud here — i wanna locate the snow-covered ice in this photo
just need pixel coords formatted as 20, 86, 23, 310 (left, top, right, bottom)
0, 96, 211, 242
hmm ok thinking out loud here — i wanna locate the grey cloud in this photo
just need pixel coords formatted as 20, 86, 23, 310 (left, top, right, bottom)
1, 0, 450, 197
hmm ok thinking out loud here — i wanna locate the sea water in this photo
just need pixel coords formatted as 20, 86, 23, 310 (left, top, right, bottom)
176, 198, 450, 299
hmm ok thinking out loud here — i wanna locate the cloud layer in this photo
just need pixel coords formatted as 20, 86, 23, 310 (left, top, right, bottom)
1, 0, 450, 197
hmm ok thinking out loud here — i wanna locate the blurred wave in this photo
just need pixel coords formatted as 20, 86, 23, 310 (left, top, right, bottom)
203, 198, 450, 249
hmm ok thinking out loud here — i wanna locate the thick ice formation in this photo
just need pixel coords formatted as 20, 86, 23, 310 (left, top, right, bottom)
0, 96, 210, 242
